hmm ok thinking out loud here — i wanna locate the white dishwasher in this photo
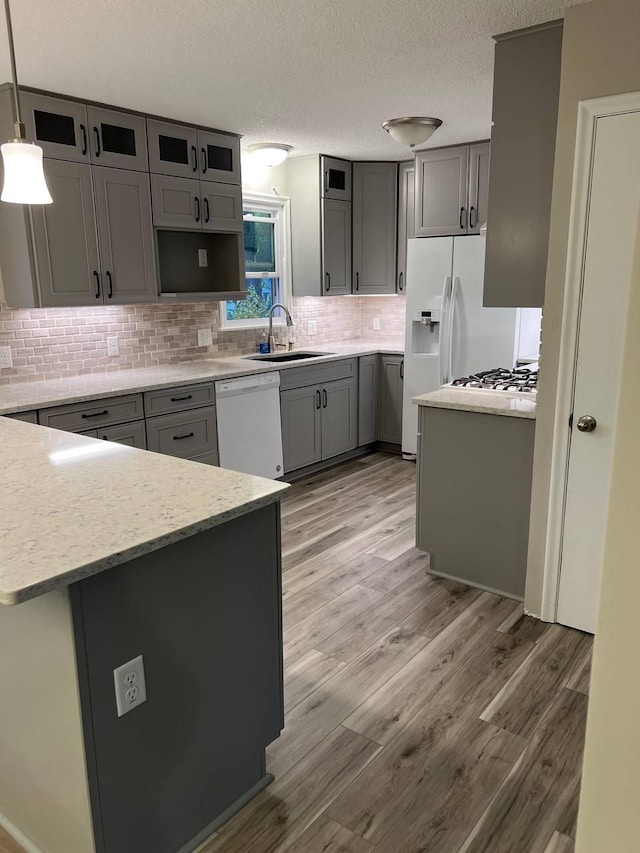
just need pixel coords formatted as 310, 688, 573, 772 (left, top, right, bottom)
215, 372, 284, 479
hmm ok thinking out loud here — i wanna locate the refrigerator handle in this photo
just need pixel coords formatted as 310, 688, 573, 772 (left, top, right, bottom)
440, 275, 452, 385
447, 276, 460, 384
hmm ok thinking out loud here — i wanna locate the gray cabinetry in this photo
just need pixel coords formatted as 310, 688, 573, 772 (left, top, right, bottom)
150, 174, 200, 229
147, 119, 198, 179
415, 146, 469, 237
146, 407, 218, 460
281, 385, 322, 471
39, 394, 144, 432
93, 167, 157, 303
358, 354, 379, 446
322, 199, 351, 295
198, 129, 241, 184
201, 182, 243, 232
397, 161, 415, 295
484, 21, 563, 308
98, 420, 147, 449
378, 354, 404, 445
86, 107, 148, 172
321, 376, 357, 460
320, 155, 351, 201
21, 92, 89, 162
352, 162, 398, 295
468, 142, 491, 234
31, 159, 100, 307
3, 411, 37, 424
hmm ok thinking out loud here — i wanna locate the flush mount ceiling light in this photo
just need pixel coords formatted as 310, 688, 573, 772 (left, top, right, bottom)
247, 143, 293, 168
1, 0, 52, 204
382, 117, 443, 149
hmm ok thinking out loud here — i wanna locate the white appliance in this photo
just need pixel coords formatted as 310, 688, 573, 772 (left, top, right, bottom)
215, 372, 284, 479
402, 236, 534, 456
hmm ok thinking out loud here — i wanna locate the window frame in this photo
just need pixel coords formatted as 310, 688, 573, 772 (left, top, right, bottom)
220, 192, 292, 330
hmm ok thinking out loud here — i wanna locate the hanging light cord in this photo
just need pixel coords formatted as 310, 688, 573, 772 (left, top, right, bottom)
3, 0, 25, 140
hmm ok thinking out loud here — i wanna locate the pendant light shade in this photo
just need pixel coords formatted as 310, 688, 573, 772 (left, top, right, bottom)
1, 141, 52, 204
382, 117, 443, 149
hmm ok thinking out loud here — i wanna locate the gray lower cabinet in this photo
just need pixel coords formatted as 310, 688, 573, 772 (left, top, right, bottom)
39, 395, 144, 432
98, 421, 147, 449
397, 161, 415, 295
322, 199, 352, 295
358, 355, 379, 445
352, 162, 398, 295
378, 354, 404, 445
3, 411, 38, 424
483, 21, 563, 307
321, 376, 357, 459
146, 406, 218, 460
93, 167, 157, 303
281, 385, 322, 472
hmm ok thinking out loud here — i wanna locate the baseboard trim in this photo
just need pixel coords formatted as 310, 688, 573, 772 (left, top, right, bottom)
282, 447, 373, 482
0, 812, 45, 853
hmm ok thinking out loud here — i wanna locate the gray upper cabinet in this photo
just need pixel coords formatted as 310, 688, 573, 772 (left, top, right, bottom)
468, 142, 490, 234
147, 119, 199, 179
378, 354, 404, 445
415, 146, 469, 237
93, 167, 157, 304
150, 174, 200, 229
31, 159, 100, 307
320, 156, 351, 201
197, 130, 241, 184
358, 355, 379, 446
352, 162, 398, 295
322, 199, 351, 295
484, 21, 563, 308
201, 182, 243, 232
321, 376, 357, 460
21, 92, 89, 162
87, 107, 148, 172
397, 161, 415, 295
281, 385, 323, 472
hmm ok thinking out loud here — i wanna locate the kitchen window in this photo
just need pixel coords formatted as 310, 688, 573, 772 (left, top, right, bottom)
220, 193, 291, 329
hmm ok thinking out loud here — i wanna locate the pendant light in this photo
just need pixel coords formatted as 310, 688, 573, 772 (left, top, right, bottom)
1, 0, 52, 204
247, 143, 293, 168
382, 117, 443, 149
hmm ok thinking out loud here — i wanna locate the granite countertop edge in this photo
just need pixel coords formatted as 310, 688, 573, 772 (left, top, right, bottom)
413, 389, 537, 420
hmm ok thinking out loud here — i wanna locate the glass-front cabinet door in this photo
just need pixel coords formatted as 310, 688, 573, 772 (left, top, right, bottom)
87, 107, 148, 172
147, 119, 199, 179
197, 130, 241, 184
21, 92, 89, 162
320, 156, 352, 202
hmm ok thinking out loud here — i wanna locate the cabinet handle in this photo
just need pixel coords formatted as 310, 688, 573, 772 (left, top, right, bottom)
82, 410, 109, 419
93, 270, 101, 299
398, 271, 404, 292
316, 389, 321, 409
80, 124, 88, 156
195, 196, 201, 223
93, 127, 101, 157
106, 270, 113, 299
400, 360, 404, 380
325, 272, 331, 292
324, 171, 329, 193
170, 394, 193, 403
355, 271, 360, 292
204, 197, 210, 223
201, 147, 207, 174
459, 207, 466, 230
469, 206, 476, 230
173, 432, 195, 441
323, 388, 328, 408
191, 145, 198, 172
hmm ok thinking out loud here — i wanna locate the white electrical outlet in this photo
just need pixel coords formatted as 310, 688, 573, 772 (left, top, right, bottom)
197, 328, 213, 347
373, 317, 381, 331
0, 346, 13, 369
308, 319, 317, 335
198, 248, 208, 267
107, 337, 119, 357
113, 654, 147, 717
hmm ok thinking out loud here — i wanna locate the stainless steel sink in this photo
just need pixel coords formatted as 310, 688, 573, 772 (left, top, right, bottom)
244, 351, 334, 363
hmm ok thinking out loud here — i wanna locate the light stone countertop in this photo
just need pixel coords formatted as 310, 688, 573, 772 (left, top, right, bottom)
0, 341, 404, 415
0, 418, 289, 605
413, 387, 537, 419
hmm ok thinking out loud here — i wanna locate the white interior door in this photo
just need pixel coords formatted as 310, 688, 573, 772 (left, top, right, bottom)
557, 110, 640, 633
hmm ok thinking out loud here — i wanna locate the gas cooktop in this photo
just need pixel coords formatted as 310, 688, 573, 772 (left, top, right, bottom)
450, 367, 538, 394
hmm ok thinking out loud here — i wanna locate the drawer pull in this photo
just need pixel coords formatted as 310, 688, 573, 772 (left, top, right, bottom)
81, 410, 109, 419
173, 432, 195, 441
170, 394, 193, 403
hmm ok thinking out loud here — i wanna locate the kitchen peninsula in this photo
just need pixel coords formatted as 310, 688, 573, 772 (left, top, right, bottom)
0, 417, 288, 853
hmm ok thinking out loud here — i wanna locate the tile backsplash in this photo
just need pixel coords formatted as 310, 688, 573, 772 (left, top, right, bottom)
0, 296, 405, 384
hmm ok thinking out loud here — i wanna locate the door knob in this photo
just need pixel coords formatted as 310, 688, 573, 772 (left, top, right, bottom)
576, 415, 597, 433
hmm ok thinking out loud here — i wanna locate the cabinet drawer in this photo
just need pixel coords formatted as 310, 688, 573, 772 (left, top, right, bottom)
144, 383, 215, 416
4, 411, 38, 424
146, 407, 218, 459
279, 359, 355, 391
39, 394, 144, 432
98, 421, 147, 449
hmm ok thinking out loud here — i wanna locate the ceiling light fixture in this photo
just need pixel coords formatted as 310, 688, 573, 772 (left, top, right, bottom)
247, 143, 293, 168
382, 116, 443, 149
1, 0, 52, 204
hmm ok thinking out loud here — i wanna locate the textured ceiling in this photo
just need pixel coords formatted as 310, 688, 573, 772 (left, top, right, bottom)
0, 0, 586, 160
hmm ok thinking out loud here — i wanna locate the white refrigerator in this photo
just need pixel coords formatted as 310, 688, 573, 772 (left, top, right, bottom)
402, 236, 528, 457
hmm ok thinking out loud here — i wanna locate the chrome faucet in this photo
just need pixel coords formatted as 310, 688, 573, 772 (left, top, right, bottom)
268, 303, 294, 353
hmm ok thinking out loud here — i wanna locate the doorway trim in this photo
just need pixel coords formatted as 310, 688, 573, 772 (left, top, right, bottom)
540, 91, 640, 623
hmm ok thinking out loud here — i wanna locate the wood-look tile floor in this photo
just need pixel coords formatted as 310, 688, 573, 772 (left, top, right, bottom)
0, 453, 592, 853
